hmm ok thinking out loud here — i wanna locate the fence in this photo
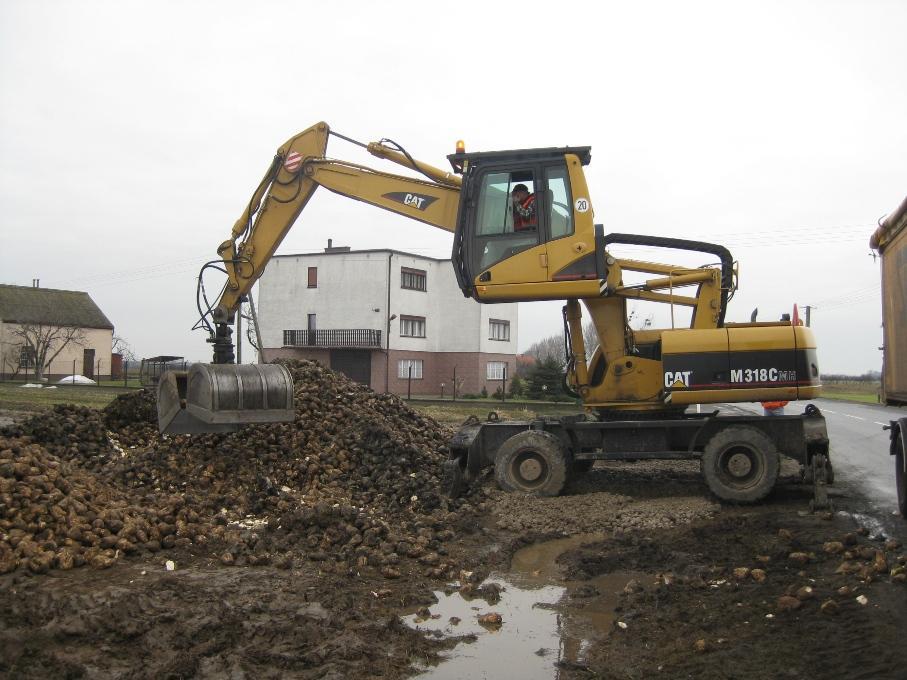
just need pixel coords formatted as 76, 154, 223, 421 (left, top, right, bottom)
282, 329, 382, 349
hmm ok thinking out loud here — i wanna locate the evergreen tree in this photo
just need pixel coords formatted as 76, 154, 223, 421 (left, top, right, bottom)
526, 357, 567, 401
508, 374, 524, 398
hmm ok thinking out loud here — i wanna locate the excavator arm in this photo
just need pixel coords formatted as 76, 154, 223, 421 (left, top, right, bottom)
161, 122, 464, 434
211, 122, 461, 335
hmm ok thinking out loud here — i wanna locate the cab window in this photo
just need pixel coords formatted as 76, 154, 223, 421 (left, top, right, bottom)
545, 166, 573, 239
474, 169, 538, 271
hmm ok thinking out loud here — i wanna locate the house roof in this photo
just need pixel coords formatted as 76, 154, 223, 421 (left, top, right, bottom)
0, 285, 114, 330
271, 248, 451, 263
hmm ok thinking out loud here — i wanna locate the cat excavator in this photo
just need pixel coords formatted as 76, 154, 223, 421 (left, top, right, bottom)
158, 121, 831, 505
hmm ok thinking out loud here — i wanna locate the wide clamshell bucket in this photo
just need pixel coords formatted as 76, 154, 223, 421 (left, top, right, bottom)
157, 363, 295, 435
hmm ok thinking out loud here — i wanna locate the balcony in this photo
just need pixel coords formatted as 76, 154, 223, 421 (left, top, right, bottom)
282, 329, 383, 349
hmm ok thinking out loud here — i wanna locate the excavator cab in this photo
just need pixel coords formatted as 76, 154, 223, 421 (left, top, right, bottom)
448, 146, 596, 303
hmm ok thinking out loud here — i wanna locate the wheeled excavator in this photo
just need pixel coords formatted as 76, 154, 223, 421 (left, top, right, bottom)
158, 122, 832, 505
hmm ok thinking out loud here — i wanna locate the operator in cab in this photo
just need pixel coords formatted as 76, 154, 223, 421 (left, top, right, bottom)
511, 183, 537, 231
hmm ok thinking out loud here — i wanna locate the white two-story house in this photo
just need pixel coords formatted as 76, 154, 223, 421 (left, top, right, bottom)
256, 242, 518, 396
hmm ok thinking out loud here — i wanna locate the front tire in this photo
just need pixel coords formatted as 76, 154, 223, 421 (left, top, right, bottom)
495, 430, 571, 496
701, 426, 780, 503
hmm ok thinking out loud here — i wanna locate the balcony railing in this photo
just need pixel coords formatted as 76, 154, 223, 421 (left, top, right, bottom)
282, 329, 383, 349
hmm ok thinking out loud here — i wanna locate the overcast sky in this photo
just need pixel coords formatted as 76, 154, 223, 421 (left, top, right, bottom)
1, 0, 905, 374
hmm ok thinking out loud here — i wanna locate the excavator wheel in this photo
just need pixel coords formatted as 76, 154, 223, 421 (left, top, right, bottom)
495, 430, 571, 497
701, 426, 780, 503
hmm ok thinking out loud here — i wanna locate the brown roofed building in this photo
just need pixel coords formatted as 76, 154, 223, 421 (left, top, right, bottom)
0, 284, 114, 381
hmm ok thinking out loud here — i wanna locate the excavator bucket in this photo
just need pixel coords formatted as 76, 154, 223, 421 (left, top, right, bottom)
157, 363, 295, 435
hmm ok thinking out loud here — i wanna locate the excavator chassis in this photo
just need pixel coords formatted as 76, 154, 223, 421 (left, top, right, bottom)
445, 405, 831, 506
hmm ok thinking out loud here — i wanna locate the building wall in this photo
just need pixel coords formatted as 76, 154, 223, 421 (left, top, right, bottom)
387, 349, 517, 396
0, 322, 113, 380
257, 252, 390, 350
261, 345, 517, 397
257, 249, 519, 395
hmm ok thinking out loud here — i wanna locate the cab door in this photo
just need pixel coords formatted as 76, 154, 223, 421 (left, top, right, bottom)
542, 157, 597, 283
465, 167, 549, 285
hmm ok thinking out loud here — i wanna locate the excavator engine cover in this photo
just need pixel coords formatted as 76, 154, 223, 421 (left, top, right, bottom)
157, 363, 295, 435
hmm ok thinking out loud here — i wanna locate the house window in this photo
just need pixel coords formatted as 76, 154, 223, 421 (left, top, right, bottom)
400, 315, 426, 338
487, 361, 508, 380
19, 346, 35, 369
401, 267, 427, 291
489, 319, 510, 341
307, 267, 318, 288
398, 359, 423, 379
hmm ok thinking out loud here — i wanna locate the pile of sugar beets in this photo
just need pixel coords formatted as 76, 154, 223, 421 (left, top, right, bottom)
0, 360, 486, 576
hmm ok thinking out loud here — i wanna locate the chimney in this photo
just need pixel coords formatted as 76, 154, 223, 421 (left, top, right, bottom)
324, 240, 351, 254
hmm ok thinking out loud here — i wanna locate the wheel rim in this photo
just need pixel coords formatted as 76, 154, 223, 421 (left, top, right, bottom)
716, 444, 763, 490
509, 449, 550, 489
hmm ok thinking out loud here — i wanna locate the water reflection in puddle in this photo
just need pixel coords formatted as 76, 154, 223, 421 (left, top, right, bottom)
404, 533, 645, 679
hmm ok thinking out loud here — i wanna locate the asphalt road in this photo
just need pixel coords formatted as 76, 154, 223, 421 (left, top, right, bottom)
731, 398, 905, 518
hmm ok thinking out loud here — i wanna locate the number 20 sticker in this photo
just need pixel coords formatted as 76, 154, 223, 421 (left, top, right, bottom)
575, 197, 590, 213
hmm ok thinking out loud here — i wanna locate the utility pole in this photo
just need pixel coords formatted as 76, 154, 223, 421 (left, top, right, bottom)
803, 305, 815, 327
248, 295, 264, 363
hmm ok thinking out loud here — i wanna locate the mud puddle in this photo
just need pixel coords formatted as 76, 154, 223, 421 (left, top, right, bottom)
404, 534, 646, 678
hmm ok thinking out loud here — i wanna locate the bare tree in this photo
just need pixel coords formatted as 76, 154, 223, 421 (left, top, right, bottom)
10, 323, 86, 382
112, 334, 137, 362
527, 320, 600, 368
525, 332, 566, 368
1, 342, 23, 379
582, 321, 599, 360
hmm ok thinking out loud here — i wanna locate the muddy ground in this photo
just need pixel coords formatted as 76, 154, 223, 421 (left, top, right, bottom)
2, 399, 906, 679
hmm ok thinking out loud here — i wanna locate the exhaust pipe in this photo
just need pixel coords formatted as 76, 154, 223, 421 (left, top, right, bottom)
157, 363, 295, 435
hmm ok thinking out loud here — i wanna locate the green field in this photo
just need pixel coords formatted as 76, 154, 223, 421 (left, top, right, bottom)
819, 381, 882, 404
410, 401, 582, 427
0, 382, 135, 412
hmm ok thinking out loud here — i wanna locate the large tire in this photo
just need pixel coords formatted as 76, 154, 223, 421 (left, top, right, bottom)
896, 439, 906, 520
495, 430, 572, 496
701, 426, 780, 503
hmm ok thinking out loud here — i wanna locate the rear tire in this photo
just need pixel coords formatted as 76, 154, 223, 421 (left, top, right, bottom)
701, 426, 780, 503
495, 430, 571, 497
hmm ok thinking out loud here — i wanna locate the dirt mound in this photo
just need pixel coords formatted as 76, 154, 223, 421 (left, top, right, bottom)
1, 360, 481, 576
0, 437, 194, 574
104, 389, 156, 425
1, 405, 119, 472
107, 360, 463, 515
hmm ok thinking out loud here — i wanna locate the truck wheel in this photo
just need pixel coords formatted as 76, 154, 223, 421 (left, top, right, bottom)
701, 426, 780, 503
896, 441, 906, 519
495, 430, 571, 496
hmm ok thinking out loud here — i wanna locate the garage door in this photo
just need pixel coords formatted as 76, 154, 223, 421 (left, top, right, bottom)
329, 350, 372, 386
